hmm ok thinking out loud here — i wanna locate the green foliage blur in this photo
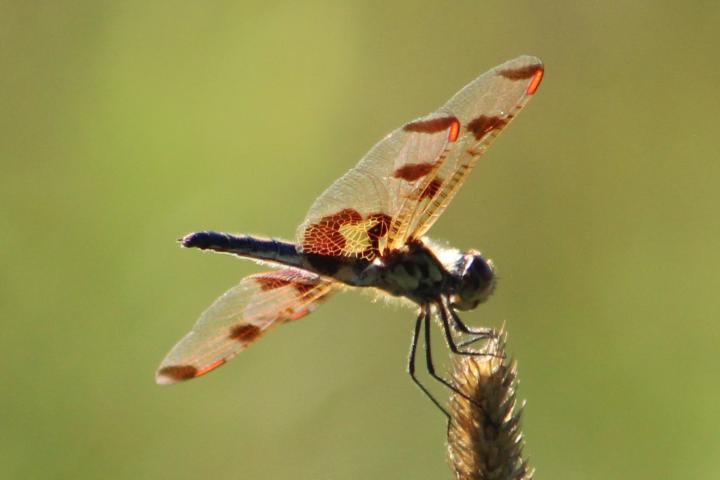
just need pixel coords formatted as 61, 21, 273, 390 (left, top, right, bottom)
2, 2, 719, 479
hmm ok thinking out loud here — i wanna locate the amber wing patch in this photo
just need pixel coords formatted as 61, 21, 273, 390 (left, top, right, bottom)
303, 208, 391, 260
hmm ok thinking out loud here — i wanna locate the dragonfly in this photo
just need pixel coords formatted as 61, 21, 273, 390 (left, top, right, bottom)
156, 55, 543, 415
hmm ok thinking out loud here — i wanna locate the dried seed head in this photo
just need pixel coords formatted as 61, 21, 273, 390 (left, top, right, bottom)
447, 332, 533, 480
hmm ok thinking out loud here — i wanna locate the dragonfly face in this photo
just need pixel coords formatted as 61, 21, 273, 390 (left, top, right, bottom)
157, 56, 544, 416
449, 250, 496, 311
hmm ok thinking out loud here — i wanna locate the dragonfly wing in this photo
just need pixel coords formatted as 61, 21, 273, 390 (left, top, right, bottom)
296, 113, 459, 260
296, 56, 543, 257
156, 268, 337, 384
404, 55, 544, 241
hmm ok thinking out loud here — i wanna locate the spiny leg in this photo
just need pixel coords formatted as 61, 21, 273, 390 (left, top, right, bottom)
445, 305, 506, 357
446, 303, 498, 350
457, 335, 491, 349
447, 301, 496, 337
436, 303, 495, 356
407, 307, 450, 418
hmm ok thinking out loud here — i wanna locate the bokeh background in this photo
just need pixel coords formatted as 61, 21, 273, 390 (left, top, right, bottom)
2, 1, 719, 479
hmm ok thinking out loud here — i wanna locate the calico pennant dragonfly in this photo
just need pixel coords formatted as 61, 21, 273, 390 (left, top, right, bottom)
157, 55, 543, 414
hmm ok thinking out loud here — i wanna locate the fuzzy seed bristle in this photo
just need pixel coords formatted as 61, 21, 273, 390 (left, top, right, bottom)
447, 331, 533, 480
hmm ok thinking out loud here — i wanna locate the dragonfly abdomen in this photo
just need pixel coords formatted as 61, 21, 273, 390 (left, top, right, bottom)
181, 231, 304, 268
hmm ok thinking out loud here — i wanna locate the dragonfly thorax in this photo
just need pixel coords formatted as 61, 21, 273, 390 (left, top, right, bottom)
364, 240, 451, 304
350, 241, 496, 309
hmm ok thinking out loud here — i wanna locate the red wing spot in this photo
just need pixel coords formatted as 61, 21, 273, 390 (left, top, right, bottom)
403, 116, 458, 134
420, 178, 443, 200
393, 162, 435, 181
284, 307, 306, 322
448, 120, 460, 142
498, 64, 542, 80
526, 69, 544, 95
195, 359, 226, 377
229, 324, 262, 343
466, 115, 508, 140
158, 365, 198, 382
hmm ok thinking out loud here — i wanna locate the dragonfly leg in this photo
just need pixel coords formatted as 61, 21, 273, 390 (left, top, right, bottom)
407, 307, 449, 418
422, 307, 488, 416
437, 303, 498, 357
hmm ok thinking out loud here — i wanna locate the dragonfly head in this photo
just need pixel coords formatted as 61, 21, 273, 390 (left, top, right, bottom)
450, 250, 496, 311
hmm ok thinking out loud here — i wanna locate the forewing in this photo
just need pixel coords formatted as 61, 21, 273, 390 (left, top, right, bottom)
297, 56, 543, 257
156, 269, 336, 384
404, 55, 544, 241
296, 113, 460, 260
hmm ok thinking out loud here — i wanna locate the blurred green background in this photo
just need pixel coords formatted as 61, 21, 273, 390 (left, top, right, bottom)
2, 1, 719, 479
